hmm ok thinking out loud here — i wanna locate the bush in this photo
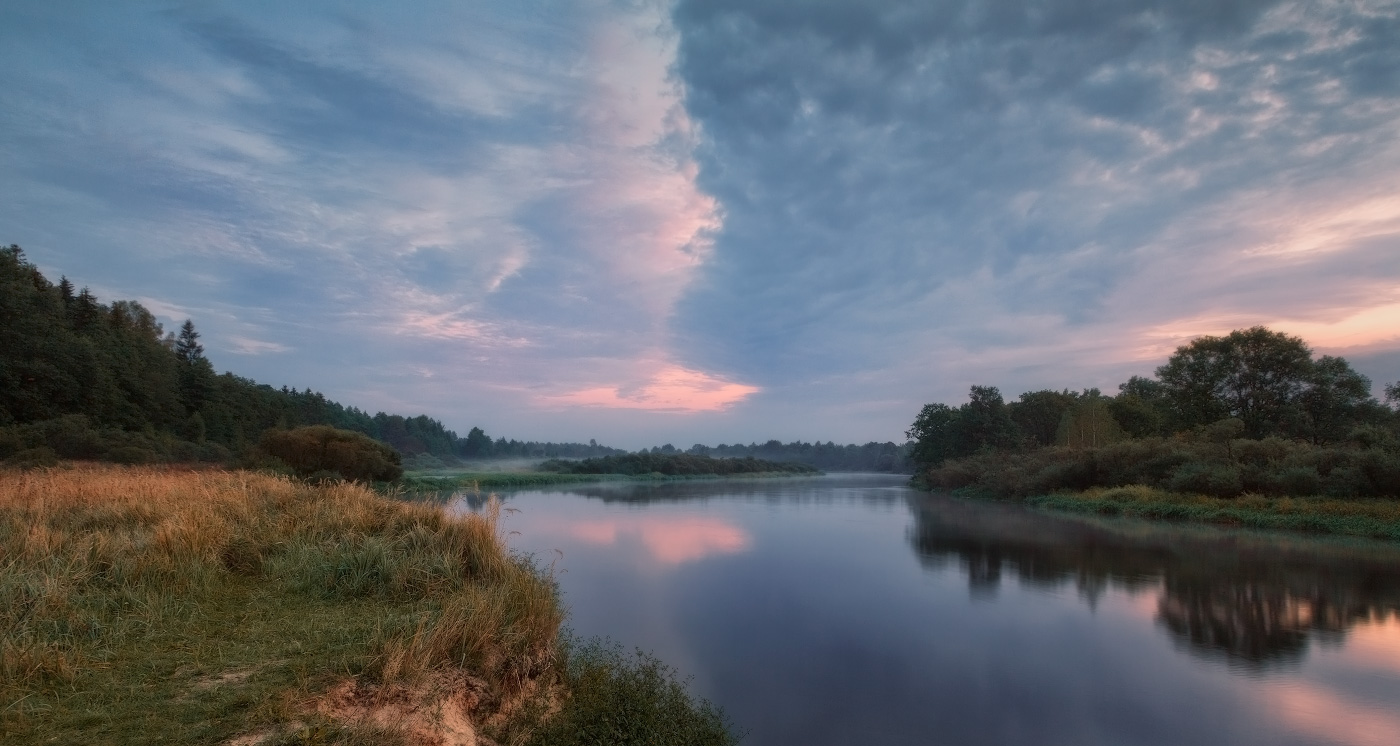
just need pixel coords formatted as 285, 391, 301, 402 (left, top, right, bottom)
3, 447, 59, 470
259, 425, 403, 482
921, 433, 1400, 500
1271, 466, 1322, 497
529, 640, 739, 746
106, 446, 159, 465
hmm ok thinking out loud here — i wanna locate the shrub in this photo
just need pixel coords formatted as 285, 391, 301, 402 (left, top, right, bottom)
1167, 462, 1245, 497
259, 425, 403, 482
529, 640, 739, 746
3, 447, 59, 470
107, 447, 159, 465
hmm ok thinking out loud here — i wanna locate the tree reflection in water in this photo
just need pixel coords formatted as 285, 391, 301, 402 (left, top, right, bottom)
908, 493, 1400, 670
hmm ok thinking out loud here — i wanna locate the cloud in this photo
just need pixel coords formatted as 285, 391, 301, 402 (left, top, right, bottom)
0, 0, 753, 441
3, 0, 1399, 445
668, 0, 1400, 423
541, 363, 760, 413
227, 336, 292, 355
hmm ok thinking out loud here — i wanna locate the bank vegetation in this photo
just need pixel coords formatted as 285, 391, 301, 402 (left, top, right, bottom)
0, 465, 737, 745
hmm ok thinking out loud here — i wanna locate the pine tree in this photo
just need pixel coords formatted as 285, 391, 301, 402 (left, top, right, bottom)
175, 319, 204, 363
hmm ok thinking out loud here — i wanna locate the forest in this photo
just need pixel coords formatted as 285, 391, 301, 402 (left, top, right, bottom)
0, 245, 616, 468
908, 326, 1400, 500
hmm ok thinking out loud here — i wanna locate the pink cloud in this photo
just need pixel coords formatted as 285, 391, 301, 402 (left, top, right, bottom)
569, 516, 751, 565
540, 364, 760, 413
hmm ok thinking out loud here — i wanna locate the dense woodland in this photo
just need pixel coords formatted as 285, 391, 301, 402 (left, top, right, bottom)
0, 245, 618, 467
909, 327, 1400, 498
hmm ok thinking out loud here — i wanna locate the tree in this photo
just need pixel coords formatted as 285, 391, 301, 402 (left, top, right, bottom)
908, 386, 1021, 466
1298, 356, 1375, 444
175, 319, 205, 363
1156, 327, 1315, 438
1009, 390, 1079, 447
908, 402, 961, 466
1058, 395, 1126, 449
462, 426, 493, 458
962, 385, 1022, 451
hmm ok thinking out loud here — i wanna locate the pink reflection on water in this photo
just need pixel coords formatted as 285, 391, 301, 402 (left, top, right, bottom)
1246, 614, 1400, 746
568, 515, 751, 565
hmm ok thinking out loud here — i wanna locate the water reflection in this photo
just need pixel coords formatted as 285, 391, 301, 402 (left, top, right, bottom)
909, 493, 1400, 670
440, 477, 1400, 746
565, 515, 750, 565
450, 474, 903, 510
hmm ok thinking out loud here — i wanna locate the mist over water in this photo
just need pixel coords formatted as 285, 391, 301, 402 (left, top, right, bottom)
449, 475, 1400, 746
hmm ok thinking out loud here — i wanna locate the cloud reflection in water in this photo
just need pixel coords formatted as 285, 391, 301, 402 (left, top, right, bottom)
567, 515, 751, 565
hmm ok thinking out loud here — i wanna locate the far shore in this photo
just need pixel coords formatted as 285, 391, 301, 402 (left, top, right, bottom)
928, 483, 1400, 542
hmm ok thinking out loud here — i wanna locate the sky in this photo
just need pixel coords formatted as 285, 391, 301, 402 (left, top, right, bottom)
3, 0, 1399, 449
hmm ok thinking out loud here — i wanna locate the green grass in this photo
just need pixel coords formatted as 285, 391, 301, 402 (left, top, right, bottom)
0, 466, 558, 744
1018, 485, 1400, 541
1, 465, 746, 745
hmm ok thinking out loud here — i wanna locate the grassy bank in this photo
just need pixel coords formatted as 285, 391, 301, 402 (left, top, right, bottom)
1017, 485, 1400, 541
1, 465, 738, 745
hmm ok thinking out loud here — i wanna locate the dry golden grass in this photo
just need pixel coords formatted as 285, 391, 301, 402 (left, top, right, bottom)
0, 464, 563, 744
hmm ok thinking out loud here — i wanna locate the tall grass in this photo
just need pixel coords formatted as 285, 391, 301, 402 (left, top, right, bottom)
1, 465, 744, 745
0, 465, 560, 743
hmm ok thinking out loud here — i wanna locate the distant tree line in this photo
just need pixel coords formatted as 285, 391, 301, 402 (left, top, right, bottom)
908, 327, 1400, 498
0, 245, 617, 468
541, 453, 820, 477
638, 440, 912, 473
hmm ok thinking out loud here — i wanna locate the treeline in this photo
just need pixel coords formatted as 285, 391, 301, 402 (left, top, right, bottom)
0, 245, 614, 467
540, 453, 821, 477
641, 440, 912, 473
909, 327, 1400, 499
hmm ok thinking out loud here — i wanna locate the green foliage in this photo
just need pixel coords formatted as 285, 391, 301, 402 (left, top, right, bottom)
2, 446, 59, 469
908, 386, 1021, 466
528, 640, 739, 746
1155, 326, 1381, 440
921, 435, 1400, 500
1, 245, 639, 471
907, 327, 1397, 480
1009, 389, 1079, 447
1057, 395, 1126, 449
260, 426, 404, 482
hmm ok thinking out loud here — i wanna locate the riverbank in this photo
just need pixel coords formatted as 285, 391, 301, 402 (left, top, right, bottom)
940, 484, 1400, 541
401, 469, 824, 492
0, 465, 737, 745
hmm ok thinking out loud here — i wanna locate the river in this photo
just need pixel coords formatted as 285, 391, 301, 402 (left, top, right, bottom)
449, 473, 1400, 746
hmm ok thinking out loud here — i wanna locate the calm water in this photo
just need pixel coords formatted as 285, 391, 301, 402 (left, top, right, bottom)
448, 474, 1400, 746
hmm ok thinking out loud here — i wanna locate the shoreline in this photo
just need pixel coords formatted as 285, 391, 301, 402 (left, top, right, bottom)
923, 482, 1400, 542
400, 469, 831, 491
